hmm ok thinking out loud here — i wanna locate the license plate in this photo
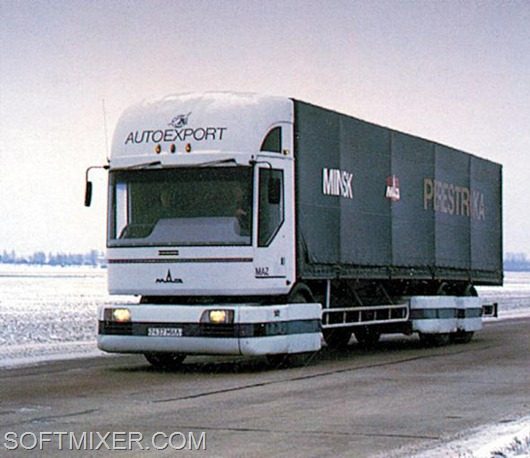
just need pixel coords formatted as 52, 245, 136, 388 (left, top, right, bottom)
147, 327, 183, 337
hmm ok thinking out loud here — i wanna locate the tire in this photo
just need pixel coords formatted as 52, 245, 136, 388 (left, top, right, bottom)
144, 352, 186, 369
266, 352, 315, 369
266, 353, 289, 368
354, 327, 381, 348
323, 328, 352, 349
419, 333, 451, 347
451, 331, 474, 344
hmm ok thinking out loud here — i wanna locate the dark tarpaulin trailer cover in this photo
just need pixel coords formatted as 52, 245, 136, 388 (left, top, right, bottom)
293, 101, 502, 286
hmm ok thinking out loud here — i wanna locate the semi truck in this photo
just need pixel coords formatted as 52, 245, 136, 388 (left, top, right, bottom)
86, 92, 502, 368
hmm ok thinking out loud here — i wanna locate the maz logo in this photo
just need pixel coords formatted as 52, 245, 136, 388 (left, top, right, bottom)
255, 267, 270, 277
156, 270, 183, 284
168, 112, 192, 129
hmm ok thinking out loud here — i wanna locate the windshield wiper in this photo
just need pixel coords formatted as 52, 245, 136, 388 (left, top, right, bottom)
120, 158, 238, 170
125, 160, 162, 170
198, 158, 238, 167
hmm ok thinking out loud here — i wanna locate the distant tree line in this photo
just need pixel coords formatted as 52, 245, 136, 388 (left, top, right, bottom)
0, 250, 106, 267
504, 252, 530, 272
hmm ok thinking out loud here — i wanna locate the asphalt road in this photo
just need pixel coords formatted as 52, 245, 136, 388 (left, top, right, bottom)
1, 318, 529, 457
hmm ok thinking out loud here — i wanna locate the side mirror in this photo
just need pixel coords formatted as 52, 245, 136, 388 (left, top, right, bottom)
84, 164, 109, 207
84, 181, 93, 207
268, 177, 281, 205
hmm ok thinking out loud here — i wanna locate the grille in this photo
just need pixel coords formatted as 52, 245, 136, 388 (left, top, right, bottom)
99, 321, 133, 335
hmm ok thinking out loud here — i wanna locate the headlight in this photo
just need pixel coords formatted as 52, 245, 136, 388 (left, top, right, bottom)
104, 308, 132, 323
200, 309, 234, 324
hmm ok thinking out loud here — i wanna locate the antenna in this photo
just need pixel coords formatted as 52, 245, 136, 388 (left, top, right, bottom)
102, 98, 110, 161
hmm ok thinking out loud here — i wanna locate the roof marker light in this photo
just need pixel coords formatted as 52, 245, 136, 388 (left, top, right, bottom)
155, 144, 162, 154
185, 143, 192, 153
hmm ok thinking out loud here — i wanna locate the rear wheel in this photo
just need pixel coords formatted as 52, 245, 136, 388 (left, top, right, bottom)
144, 352, 186, 369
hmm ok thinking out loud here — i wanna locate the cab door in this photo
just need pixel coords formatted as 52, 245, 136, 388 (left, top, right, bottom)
252, 160, 295, 294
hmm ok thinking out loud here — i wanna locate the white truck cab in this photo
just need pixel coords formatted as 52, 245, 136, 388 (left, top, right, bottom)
93, 92, 321, 367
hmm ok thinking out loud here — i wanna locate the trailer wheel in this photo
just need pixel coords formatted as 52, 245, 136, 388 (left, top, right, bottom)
144, 352, 186, 370
323, 328, 352, 349
354, 328, 381, 348
451, 331, 474, 344
419, 333, 451, 347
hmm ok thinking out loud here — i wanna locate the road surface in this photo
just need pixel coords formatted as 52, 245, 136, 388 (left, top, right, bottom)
1, 318, 529, 457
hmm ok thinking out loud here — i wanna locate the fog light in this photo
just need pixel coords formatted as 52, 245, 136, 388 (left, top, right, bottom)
112, 308, 131, 322
200, 309, 234, 324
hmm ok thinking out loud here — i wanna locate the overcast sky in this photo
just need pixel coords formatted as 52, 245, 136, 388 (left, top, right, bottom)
1, 0, 529, 256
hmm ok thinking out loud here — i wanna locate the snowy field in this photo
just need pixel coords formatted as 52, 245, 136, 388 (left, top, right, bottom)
403, 415, 530, 458
0, 264, 133, 368
476, 271, 530, 320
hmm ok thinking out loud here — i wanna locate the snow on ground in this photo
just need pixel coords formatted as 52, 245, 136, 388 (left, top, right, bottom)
401, 416, 530, 458
0, 341, 106, 369
477, 272, 530, 321
0, 264, 133, 369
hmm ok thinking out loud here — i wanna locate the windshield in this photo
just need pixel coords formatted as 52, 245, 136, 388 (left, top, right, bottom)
108, 167, 253, 247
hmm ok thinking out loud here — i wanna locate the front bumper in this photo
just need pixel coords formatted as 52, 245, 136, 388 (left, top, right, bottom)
97, 302, 322, 356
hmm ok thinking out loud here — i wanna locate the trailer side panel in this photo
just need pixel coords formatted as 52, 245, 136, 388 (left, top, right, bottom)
294, 100, 502, 285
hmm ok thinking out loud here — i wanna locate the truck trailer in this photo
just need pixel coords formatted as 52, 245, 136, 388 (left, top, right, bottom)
86, 92, 502, 368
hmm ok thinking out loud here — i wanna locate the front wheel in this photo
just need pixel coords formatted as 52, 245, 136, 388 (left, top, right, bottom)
266, 352, 316, 369
144, 352, 186, 369
266, 286, 318, 368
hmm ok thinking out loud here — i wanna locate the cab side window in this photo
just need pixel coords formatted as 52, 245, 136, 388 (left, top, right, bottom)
260, 127, 282, 153
258, 169, 284, 246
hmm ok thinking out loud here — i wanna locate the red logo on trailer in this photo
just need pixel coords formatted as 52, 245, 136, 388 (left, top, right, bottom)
385, 175, 400, 202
